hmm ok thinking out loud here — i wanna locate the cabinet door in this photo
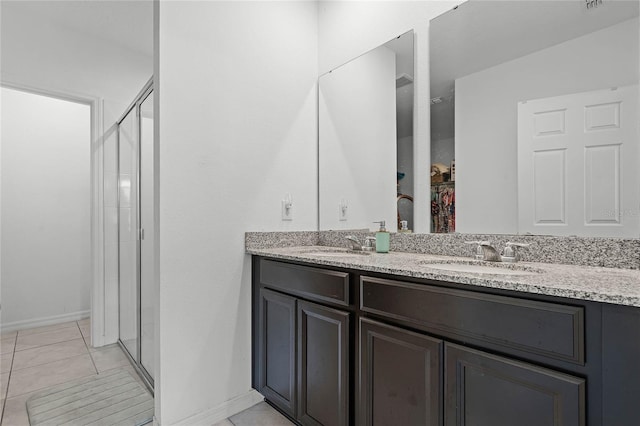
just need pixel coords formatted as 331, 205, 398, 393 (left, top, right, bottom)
359, 318, 443, 426
297, 300, 349, 426
258, 288, 296, 418
445, 343, 585, 426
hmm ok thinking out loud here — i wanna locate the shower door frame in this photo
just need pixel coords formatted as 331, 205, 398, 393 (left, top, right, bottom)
116, 78, 154, 392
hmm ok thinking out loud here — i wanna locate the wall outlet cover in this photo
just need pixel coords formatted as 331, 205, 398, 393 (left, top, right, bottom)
339, 203, 348, 221
282, 200, 293, 221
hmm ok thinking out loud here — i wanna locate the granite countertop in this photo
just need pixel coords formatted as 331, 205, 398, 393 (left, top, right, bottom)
247, 245, 640, 307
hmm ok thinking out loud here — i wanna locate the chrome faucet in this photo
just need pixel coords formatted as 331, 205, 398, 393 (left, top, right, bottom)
465, 241, 502, 262
345, 236, 362, 250
345, 236, 376, 252
465, 241, 529, 262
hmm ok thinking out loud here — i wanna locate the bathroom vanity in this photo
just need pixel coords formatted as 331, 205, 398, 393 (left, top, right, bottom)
279, 1, 640, 423
249, 246, 640, 426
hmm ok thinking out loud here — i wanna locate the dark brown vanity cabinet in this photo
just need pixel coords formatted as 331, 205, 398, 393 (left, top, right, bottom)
254, 259, 351, 426
253, 257, 640, 426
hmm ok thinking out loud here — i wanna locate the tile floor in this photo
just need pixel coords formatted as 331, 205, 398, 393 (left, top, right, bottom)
215, 402, 294, 426
0, 319, 291, 426
0, 319, 140, 425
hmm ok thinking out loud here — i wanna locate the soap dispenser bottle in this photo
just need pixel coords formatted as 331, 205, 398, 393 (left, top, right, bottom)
373, 221, 390, 253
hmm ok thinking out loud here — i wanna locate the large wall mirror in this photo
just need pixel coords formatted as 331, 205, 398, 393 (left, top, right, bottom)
319, 31, 414, 232
431, 0, 639, 237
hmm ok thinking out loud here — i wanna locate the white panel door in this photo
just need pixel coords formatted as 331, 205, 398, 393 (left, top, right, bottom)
518, 86, 639, 237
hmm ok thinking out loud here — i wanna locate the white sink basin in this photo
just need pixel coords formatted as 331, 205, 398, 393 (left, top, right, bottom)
420, 260, 542, 276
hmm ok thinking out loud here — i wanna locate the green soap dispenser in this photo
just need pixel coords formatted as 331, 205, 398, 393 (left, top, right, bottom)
373, 221, 390, 253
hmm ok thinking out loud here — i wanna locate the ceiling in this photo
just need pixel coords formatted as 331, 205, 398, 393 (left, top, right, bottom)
430, 0, 640, 99
429, 0, 639, 142
2, 0, 153, 57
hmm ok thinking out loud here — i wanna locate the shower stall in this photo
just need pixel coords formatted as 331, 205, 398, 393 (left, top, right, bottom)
117, 79, 155, 388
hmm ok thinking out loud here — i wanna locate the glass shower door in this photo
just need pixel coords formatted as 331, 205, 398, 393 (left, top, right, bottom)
117, 83, 154, 387
118, 106, 139, 361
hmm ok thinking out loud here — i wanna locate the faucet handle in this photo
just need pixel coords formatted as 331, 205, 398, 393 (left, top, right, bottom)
464, 241, 485, 260
502, 242, 530, 262
506, 242, 530, 247
364, 236, 377, 251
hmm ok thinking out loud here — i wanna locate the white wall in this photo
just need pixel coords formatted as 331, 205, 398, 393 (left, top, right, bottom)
431, 136, 454, 166
456, 18, 639, 234
1, 88, 91, 328
319, 45, 397, 231
157, 1, 318, 423
1, 3, 152, 343
318, 0, 460, 233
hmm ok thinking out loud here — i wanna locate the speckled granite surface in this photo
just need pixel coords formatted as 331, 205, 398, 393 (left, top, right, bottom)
246, 245, 640, 307
316, 230, 640, 269
245, 231, 319, 250
247, 230, 640, 269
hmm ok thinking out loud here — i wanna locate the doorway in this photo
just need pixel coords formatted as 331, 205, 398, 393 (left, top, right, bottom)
116, 81, 155, 388
1, 86, 92, 332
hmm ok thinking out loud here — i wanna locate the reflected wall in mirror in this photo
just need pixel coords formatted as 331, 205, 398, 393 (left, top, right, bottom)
431, 0, 639, 237
319, 31, 414, 232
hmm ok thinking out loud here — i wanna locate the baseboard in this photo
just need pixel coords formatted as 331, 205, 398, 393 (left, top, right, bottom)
173, 389, 264, 426
1, 310, 90, 333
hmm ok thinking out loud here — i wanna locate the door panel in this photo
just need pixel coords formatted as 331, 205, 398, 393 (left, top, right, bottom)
359, 318, 442, 426
584, 144, 620, 224
445, 343, 585, 426
259, 288, 297, 418
297, 300, 349, 426
533, 149, 566, 224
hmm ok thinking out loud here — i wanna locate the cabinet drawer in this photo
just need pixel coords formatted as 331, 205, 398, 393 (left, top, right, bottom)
360, 276, 584, 365
260, 259, 350, 306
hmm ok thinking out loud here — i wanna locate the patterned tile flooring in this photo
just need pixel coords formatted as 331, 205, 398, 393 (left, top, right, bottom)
0, 320, 290, 425
0, 319, 138, 425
